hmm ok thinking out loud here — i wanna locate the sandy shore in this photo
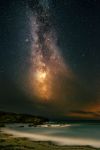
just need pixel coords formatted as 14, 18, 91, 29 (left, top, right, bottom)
0, 129, 100, 150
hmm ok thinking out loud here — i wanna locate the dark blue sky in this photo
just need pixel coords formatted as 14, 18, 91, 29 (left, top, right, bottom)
0, 0, 100, 120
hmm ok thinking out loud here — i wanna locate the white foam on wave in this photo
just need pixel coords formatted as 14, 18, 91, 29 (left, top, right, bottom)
38, 124, 71, 128
2, 128, 100, 148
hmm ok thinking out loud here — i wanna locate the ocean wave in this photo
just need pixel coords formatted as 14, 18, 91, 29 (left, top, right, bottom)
38, 124, 71, 128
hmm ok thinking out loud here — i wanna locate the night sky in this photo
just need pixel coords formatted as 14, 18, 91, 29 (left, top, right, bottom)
0, 0, 100, 120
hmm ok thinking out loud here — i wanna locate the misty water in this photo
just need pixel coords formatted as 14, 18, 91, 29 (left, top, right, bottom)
3, 123, 100, 148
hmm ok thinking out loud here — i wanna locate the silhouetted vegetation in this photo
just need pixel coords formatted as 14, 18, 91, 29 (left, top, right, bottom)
0, 111, 48, 125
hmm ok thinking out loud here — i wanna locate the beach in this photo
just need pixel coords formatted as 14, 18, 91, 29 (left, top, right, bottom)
0, 130, 99, 150
0, 123, 100, 150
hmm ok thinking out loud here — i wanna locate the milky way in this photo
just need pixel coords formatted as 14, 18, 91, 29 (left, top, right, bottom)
28, 2, 71, 101
26, 0, 95, 117
17, 0, 100, 119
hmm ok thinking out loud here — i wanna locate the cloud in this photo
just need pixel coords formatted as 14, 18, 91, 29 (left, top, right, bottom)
65, 110, 100, 119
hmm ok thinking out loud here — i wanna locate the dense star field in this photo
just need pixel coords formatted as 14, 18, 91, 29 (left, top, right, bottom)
0, 0, 100, 120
